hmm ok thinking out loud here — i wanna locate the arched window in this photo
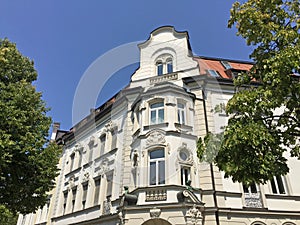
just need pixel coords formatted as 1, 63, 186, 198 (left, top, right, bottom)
156, 61, 163, 75
149, 149, 165, 185
150, 101, 164, 124
155, 55, 174, 75
166, 58, 173, 73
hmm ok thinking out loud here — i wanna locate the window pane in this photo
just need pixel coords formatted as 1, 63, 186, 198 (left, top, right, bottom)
167, 61, 173, 73
178, 103, 184, 109
150, 162, 156, 185
150, 149, 164, 159
151, 102, 164, 108
82, 184, 88, 201
150, 110, 156, 124
157, 63, 163, 75
250, 183, 257, 193
158, 109, 164, 123
94, 179, 101, 205
271, 178, 277, 194
158, 161, 165, 184
276, 176, 285, 194
181, 111, 185, 124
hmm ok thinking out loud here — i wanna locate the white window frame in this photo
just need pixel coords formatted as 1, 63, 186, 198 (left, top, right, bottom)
149, 149, 165, 185
270, 175, 287, 194
177, 102, 186, 125
180, 166, 190, 185
149, 101, 164, 125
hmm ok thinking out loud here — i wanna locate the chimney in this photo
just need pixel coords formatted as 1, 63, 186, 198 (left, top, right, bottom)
51, 122, 60, 141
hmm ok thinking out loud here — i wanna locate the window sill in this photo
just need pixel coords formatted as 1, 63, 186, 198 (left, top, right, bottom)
144, 123, 168, 131
175, 123, 193, 131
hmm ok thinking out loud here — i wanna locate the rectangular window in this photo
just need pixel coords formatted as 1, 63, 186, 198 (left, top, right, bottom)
149, 149, 165, 185
100, 134, 106, 155
63, 191, 68, 215
150, 102, 164, 125
157, 63, 163, 75
94, 178, 101, 205
181, 167, 190, 185
106, 172, 113, 197
70, 153, 75, 172
89, 147, 93, 162
78, 152, 82, 168
71, 188, 77, 212
177, 103, 186, 125
243, 183, 257, 194
111, 130, 117, 150
82, 183, 88, 209
167, 61, 173, 73
271, 176, 286, 194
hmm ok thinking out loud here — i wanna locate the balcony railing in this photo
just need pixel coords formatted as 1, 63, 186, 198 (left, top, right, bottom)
146, 188, 167, 201
150, 72, 178, 84
244, 193, 263, 208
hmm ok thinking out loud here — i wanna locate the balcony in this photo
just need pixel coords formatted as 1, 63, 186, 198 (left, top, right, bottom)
244, 193, 263, 208
150, 72, 178, 84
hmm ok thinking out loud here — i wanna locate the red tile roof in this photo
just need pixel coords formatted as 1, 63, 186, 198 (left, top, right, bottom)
194, 57, 253, 79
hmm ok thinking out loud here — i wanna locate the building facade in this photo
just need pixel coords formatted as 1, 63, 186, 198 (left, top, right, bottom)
17, 26, 300, 225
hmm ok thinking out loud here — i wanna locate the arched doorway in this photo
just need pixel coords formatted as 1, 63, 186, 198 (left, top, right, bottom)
141, 218, 172, 225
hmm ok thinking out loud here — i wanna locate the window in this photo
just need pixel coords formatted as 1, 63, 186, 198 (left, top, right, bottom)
111, 130, 117, 150
177, 102, 186, 125
243, 183, 257, 194
63, 191, 68, 215
271, 175, 286, 194
149, 149, 165, 185
82, 183, 88, 209
88, 147, 93, 162
94, 178, 101, 205
221, 60, 232, 69
106, 172, 113, 197
166, 58, 173, 73
207, 69, 220, 77
70, 153, 75, 172
155, 57, 174, 75
156, 61, 163, 75
150, 102, 164, 125
78, 151, 82, 168
181, 167, 190, 185
71, 188, 77, 212
100, 134, 106, 155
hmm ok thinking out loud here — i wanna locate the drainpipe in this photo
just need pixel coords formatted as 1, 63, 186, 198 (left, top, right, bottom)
196, 81, 220, 225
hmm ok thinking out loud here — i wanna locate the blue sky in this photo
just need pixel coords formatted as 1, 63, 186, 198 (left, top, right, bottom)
0, 0, 253, 131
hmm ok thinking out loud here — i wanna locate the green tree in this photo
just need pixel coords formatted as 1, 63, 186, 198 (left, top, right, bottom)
0, 205, 18, 225
0, 39, 61, 214
197, 0, 300, 186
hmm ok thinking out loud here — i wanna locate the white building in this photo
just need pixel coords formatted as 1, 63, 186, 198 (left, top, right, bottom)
17, 26, 300, 225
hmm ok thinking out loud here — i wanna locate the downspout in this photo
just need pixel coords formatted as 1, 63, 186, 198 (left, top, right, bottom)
196, 80, 220, 225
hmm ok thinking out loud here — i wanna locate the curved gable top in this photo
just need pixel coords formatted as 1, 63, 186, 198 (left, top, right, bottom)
138, 26, 190, 50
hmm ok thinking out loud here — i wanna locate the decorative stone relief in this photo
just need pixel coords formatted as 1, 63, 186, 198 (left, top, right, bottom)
88, 136, 97, 148
185, 204, 203, 225
68, 175, 75, 190
82, 171, 90, 183
105, 120, 117, 132
99, 158, 109, 177
150, 207, 161, 218
146, 130, 166, 147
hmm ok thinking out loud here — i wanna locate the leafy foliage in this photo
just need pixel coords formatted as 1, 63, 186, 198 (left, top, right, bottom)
197, 0, 300, 185
0, 205, 18, 225
0, 39, 61, 214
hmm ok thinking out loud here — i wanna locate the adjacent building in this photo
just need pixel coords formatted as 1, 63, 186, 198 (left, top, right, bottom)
17, 26, 300, 225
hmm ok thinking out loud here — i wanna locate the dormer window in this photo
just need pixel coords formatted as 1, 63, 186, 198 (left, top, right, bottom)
155, 55, 174, 75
